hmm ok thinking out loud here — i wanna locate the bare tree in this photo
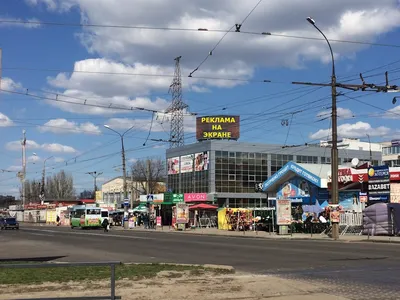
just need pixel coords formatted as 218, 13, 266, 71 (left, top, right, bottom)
45, 170, 75, 200
130, 158, 166, 195
20, 179, 42, 203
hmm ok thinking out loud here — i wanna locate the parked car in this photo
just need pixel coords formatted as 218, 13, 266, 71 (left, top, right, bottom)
0, 217, 19, 230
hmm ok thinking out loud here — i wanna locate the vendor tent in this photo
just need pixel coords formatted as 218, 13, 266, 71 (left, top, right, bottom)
132, 204, 148, 213
189, 204, 217, 210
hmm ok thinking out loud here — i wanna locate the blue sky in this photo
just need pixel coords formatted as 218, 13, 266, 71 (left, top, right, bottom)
1, 0, 400, 197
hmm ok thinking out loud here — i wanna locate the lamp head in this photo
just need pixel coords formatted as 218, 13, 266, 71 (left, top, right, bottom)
306, 17, 316, 25
104, 125, 110, 129
393, 97, 398, 105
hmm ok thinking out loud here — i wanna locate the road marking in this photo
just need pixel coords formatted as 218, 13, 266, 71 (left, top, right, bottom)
29, 232, 55, 237
22, 228, 151, 240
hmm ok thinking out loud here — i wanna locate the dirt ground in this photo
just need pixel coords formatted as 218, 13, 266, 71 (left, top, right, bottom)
0, 270, 349, 300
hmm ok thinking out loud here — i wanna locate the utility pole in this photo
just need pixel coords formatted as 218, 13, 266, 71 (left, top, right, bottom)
104, 124, 134, 219
40, 156, 53, 203
300, 17, 399, 240
146, 159, 151, 194
165, 56, 188, 149
86, 171, 103, 200
21, 130, 26, 206
0, 48, 2, 91
366, 134, 373, 164
192, 155, 196, 193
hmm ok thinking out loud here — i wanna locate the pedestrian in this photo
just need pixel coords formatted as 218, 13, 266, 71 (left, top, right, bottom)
150, 213, 155, 229
56, 215, 60, 226
102, 217, 109, 232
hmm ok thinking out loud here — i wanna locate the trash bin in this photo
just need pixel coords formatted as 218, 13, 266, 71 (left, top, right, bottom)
123, 217, 129, 229
278, 225, 289, 235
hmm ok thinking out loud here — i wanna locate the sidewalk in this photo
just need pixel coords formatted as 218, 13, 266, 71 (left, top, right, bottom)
114, 225, 400, 243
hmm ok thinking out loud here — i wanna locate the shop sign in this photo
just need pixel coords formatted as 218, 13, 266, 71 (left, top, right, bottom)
368, 165, 390, 202
176, 203, 189, 224
140, 194, 164, 203
359, 192, 368, 203
184, 193, 208, 202
390, 172, 400, 181
392, 139, 400, 146
164, 193, 184, 203
276, 199, 291, 225
262, 162, 322, 191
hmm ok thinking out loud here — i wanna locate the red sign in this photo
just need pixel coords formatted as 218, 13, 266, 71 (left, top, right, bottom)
184, 193, 208, 202
391, 172, 400, 181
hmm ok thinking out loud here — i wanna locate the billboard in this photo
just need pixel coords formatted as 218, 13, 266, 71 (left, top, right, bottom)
276, 200, 291, 225
196, 115, 240, 141
167, 157, 180, 175
194, 151, 209, 171
180, 155, 193, 173
368, 165, 390, 203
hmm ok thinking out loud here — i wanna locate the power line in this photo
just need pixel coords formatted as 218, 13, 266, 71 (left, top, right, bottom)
1, 19, 400, 48
0, 88, 195, 115
1, 66, 273, 84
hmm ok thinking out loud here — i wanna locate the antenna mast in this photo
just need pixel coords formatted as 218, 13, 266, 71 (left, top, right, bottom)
166, 56, 188, 148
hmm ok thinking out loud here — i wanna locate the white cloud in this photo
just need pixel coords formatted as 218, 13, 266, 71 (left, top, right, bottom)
0, 112, 14, 127
128, 158, 138, 163
54, 157, 65, 163
6, 165, 22, 172
27, 155, 41, 163
1, 77, 22, 91
24, 0, 75, 12
106, 113, 196, 133
39, 118, 101, 135
5, 139, 77, 153
309, 121, 390, 140
5, 140, 41, 151
383, 106, 400, 119
32, 1, 400, 70
0, 16, 42, 29
317, 107, 354, 119
152, 144, 166, 149
41, 143, 77, 153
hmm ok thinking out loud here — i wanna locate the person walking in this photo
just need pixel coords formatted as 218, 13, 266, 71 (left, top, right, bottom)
102, 217, 109, 232
56, 215, 60, 226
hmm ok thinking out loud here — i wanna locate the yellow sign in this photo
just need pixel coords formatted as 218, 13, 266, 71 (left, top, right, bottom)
95, 191, 103, 201
196, 115, 240, 141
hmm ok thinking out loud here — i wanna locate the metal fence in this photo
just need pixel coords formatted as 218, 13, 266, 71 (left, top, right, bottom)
0, 261, 121, 300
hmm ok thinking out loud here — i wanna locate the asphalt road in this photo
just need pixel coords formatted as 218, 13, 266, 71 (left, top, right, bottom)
1, 225, 400, 300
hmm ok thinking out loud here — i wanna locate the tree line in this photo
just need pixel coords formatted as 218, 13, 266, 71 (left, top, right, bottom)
22, 158, 167, 203
22, 170, 75, 202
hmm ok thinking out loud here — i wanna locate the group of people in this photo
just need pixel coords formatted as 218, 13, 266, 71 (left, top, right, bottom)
127, 212, 156, 229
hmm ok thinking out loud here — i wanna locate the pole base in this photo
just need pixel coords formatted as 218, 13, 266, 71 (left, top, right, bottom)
331, 223, 340, 240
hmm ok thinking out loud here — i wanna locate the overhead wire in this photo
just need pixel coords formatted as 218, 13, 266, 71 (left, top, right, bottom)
1, 19, 400, 48
189, 0, 264, 77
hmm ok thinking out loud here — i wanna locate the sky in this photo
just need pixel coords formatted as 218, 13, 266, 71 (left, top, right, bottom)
1, 0, 400, 198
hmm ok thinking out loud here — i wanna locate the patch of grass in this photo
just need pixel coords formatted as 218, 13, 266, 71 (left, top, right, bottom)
0, 262, 231, 285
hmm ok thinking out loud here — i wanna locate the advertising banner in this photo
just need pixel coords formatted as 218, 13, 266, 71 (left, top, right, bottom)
184, 193, 208, 202
368, 165, 390, 202
176, 203, 189, 224
276, 200, 291, 225
339, 192, 363, 212
167, 157, 180, 174
390, 183, 400, 203
194, 151, 209, 171
180, 155, 193, 173
276, 177, 318, 204
164, 193, 184, 203
95, 191, 103, 201
196, 115, 240, 141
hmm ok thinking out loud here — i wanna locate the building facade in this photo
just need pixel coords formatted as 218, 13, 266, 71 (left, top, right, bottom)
101, 177, 166, 208
382, 140, 400, 167
166, 140, 382, 208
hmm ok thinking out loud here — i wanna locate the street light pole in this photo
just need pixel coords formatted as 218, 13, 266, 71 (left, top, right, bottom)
104, 125, 135, 217
307, 17, 339, 240
21, 130, 27, 207
86, 171, 103, 199
41, 156, 53, 202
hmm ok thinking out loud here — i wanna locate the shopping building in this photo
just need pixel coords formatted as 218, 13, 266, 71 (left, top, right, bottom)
382, 140, 400, 167
166, 140, 382, 208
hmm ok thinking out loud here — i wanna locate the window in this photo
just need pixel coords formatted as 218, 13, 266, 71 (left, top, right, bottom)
249, 153, 255, 159
229, 152, 236, 158
248, 175, 255, 182
229, 174, 236, 181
